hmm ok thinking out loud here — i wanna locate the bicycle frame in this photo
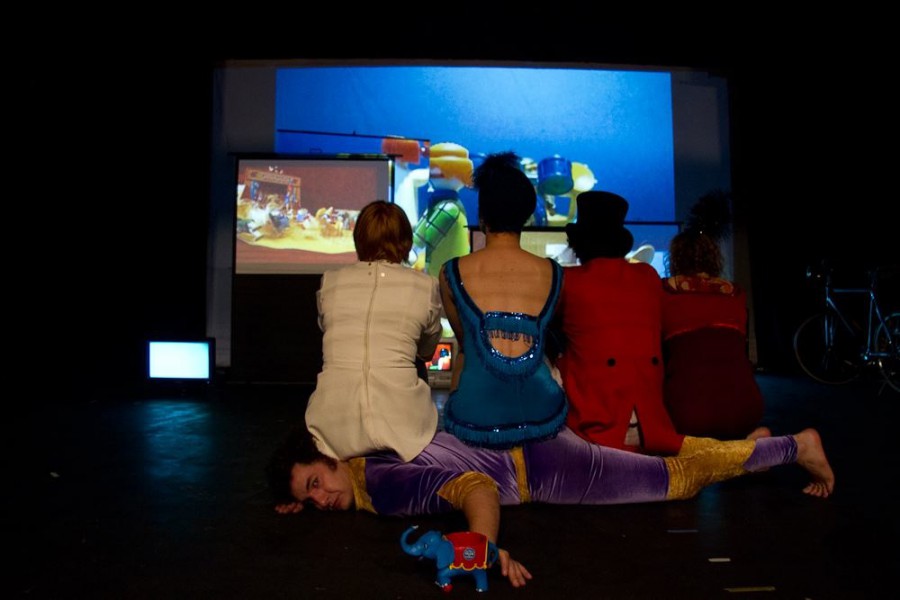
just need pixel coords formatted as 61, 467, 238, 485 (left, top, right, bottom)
827, 282, 896, 362
821, 277, 865, 348
796, 263, 900, 392
824, 285, 864, 353
865, 293, 897, 361
793, 266, 900, 391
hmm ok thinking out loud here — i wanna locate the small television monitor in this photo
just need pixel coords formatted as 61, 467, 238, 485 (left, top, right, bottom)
425, 339, 456, 389
146, 339, 216, 392
233, 154, 394, 274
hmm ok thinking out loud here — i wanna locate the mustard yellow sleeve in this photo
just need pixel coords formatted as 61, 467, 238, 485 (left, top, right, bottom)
437, 472, 500, 510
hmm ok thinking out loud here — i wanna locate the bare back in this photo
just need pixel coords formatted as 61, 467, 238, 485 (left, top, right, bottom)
440, 234, 554, 361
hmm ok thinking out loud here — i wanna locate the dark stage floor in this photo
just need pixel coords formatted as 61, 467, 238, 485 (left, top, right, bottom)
8, 373, 899, 599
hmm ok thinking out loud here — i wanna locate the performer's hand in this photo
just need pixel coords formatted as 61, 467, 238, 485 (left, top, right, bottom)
498, 548, 533, 588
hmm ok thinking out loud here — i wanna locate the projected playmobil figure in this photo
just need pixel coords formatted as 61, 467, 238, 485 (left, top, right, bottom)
411, 142, 474, 277
400, 526, 499, 592
382, 137, 430, 229
556, 160, 597, 225
238, 194, 290, 241
523, 155, 597, 226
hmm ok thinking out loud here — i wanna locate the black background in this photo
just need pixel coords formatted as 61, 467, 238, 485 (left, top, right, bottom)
14, 24, 893, 399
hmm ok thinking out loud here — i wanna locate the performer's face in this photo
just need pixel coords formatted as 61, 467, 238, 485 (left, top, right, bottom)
290, 460, 353, 511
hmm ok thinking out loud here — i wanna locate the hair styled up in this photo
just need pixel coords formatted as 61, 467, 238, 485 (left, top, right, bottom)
353, 200, 413, 263
665, 189, 732, 277
474, 151, 536, 233
665, 230, 724, 277
265, 423, 337, 502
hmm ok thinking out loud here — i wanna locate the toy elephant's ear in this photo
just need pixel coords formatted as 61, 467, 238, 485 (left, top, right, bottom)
435, 541, 454, 570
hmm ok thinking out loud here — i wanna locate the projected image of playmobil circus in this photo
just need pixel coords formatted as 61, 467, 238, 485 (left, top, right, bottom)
233, 156, 393, 273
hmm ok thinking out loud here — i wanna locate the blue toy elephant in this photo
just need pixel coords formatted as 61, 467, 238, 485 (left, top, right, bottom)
400, 525, 499, 592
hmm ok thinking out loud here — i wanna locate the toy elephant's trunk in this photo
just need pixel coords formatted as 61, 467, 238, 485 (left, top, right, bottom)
400, 525, 423, 556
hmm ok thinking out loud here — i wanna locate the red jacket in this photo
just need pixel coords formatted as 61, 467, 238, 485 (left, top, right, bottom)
556, 259, 683, 454
660, 275, 763, 439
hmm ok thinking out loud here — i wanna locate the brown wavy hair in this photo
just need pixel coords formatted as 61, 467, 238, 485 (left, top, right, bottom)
353, 200, 413, 263
665, 230, 723, 277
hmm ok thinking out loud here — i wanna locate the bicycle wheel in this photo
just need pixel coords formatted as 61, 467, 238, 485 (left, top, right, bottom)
876, 312, 900, 393
793, 311, 861, 385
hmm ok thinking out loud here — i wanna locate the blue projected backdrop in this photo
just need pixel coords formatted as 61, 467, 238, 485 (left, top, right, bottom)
274, 66, 675, 229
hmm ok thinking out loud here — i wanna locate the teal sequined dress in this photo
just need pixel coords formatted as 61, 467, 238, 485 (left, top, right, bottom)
441, 257, 567, 449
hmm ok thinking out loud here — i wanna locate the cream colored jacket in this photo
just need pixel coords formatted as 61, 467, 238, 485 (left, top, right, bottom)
305, 261, 443, 462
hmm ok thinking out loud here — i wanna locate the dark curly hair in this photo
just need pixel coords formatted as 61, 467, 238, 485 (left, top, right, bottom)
684, 189, 732, 241
265, 424, 337, 502
665, 230, 723, 278
474, 151, 536, 233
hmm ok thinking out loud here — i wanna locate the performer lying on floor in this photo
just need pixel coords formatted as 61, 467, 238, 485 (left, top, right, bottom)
266, 423, 834, 589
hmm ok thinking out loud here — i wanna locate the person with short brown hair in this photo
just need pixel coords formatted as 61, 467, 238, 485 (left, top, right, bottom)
353, 200, 414, 264
305, 200, 443, 462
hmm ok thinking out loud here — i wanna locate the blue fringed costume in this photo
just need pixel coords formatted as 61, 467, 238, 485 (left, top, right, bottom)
440, 256, 567, 449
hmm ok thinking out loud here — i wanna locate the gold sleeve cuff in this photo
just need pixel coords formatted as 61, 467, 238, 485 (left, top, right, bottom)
347, 458, 375, 513
437, 472, 499, 509
665, 437, 756, 500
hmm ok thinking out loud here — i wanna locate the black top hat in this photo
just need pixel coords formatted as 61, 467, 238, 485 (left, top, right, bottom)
565, 191, 634, 259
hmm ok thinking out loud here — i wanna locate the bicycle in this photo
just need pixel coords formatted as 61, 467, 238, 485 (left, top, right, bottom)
793, 262, 900, 393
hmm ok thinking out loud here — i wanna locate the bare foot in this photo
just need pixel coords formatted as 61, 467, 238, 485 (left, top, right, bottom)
794, 428, 835, 498
746, 426, 772, 441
